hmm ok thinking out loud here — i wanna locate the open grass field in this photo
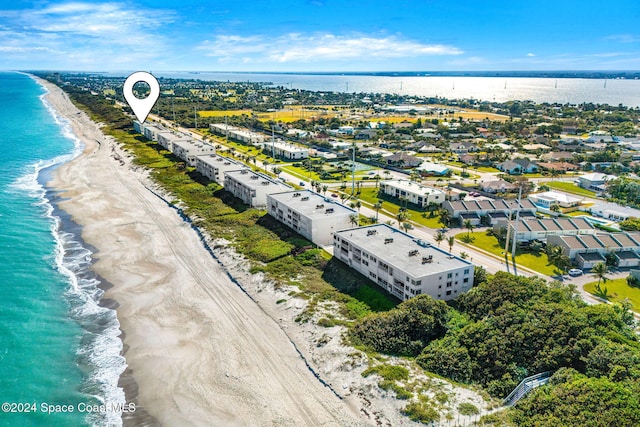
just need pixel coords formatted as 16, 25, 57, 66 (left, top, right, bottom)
584, 277, 640, 313
456, 231, 558, 276
541, 180, 597, 197
199, 103, 510, 124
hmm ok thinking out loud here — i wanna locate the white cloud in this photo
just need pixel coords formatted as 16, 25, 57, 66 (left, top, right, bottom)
604, 34, 640, 44
527, 53, 536, 57
198, 33, 463, 64
0, 2, 175, 69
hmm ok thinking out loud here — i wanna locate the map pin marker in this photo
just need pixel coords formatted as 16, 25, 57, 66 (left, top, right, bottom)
123, 71, 160, 123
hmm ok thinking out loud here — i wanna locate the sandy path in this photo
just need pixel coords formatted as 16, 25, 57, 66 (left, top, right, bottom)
40, 79, 365, 427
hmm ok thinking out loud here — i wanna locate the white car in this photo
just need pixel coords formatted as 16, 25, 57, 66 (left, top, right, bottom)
568, 269, 583, 277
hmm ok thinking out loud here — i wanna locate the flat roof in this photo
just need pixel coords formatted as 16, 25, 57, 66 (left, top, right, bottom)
269, 141, 308, 153
381, 180, 444, 196
225, 170, 292, 191
196, 154, 244, 167
269, 190, 356, 218
335, 224, 472, 277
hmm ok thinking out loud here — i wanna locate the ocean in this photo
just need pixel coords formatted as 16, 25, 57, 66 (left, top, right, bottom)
0, 72, 125, 426
143, 71, 640, 107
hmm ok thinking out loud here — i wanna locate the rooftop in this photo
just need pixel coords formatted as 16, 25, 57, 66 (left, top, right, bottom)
381, 179, 445, 196
225, 169, 292, 191
269, 190, 356, 218
335, 224, 472, 277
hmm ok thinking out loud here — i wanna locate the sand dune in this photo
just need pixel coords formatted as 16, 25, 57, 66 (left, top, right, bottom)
42, 79, 365, 427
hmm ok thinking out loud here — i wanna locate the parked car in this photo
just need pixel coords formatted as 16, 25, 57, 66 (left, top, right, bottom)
299, 181, 306, 186
568, 268, 583, 277
331, 193, 338, 198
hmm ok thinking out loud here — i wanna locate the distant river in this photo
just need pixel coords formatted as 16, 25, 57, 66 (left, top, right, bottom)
150, 72, 640, 107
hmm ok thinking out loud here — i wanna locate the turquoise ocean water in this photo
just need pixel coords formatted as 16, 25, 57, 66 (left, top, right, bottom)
0, 72, 124, 426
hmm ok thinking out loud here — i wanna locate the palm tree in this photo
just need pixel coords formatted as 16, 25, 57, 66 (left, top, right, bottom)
463, 219, 475, 238
447, 236, 455, 253
396, 208, 410, 228
591, 262, 609, 292
373, 201, 382, 221
322, 184, 328, 196
438, 209, 451, 228
272, 167, 282, 179
349, 214, 359, 228
435, 231, 445, 248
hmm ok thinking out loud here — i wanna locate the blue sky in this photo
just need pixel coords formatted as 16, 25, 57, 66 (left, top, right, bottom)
1, 0, 639, 71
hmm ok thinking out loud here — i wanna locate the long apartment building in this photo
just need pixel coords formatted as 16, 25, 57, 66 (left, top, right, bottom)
497, 217, 596, 243
224, 169, 291, 208
209, 123, 266, 144
171, 139, 216, 166
547, 232, 640, 269
156, 131, 193, 151
380, 180, 446, 208
196, 154, 246, 184
262, 140, 309, 160
334, 224, 474, 302
444, 198, 537, 226
267, 190, 356, 246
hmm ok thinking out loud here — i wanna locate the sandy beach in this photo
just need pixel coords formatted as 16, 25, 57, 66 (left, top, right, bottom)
40, 79, 368, 426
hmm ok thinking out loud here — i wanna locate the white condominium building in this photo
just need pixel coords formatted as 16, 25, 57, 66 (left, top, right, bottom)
267, 190, 356, 246
224, 169, 291, 208
380, 180, 446, 207
334, 224, 474, 301
171, 139, 216, 166
209, 123, 266, 145
264, 140, 309, 160
195, 154, 246, 184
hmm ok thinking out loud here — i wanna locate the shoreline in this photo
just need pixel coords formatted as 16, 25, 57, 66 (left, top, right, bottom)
38, 78, 368, 426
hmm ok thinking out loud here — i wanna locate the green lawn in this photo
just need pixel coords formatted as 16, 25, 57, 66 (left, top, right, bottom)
456, 231, 558, 276
354, 187, 443, 229
584, 278, 640, 313
541, 181, 597, 197
472, 166, 501, 173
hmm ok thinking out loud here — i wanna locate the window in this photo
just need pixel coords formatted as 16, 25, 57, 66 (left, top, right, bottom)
463, 278, 469, 283
446, 282, 452, 287
464, 268, 470, 275
416, 280, 421, 285
446, 290, 452, 296
447, 273, 452, 278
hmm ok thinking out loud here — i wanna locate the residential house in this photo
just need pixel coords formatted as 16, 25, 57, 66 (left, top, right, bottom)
384, 152, 422, 169
496, 158, 538, 175
547, 232, 640, 269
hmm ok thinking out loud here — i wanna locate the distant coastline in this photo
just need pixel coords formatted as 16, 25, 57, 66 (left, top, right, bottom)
168, 70, 640, 79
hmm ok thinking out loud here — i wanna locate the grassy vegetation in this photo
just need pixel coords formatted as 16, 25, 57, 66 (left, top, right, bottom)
584, 278, 640, 312
355, 187, 444, 229
541, 180, 597, 197
456, 231, 558, 276
64, 89, 399, 326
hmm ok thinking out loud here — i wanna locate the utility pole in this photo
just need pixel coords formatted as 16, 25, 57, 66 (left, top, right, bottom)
271, 126, 275, 160
510, 184, 524, 275
351, 143, 356, 196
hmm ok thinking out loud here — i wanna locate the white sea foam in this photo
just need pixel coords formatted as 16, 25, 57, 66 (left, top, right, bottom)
7, 80, 127, 427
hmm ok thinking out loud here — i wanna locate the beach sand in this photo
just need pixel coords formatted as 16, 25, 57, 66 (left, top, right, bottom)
40, 79, 367, 426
